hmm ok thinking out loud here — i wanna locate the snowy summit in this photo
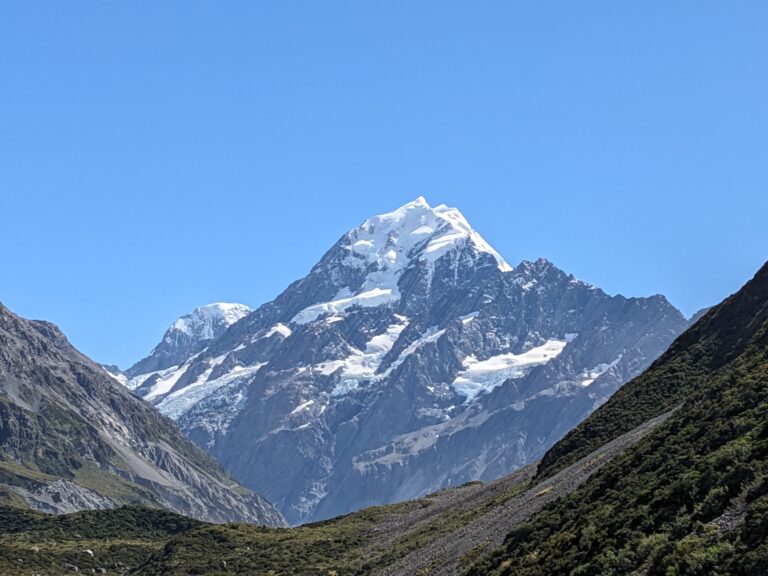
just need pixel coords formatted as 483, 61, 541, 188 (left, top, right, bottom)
168, 302, 252, 343
122, 302, 251, 381
346, 196, 512, 273
293, 197, 512, 324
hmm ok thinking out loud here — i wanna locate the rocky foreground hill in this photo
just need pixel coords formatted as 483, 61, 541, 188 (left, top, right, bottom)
0, 303, 285, 527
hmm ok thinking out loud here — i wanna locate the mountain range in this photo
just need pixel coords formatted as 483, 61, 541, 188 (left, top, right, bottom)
115, 197, 691, 524
3, 259, 764, 575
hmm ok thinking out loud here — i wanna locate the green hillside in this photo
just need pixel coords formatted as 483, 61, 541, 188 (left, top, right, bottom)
473, 263, 768, 575
0, 470, 533, 575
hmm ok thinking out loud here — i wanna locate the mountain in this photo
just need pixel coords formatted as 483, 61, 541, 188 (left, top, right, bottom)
0, 303, 285, 527
471, 261, 768, 575
4, 262, 762, 576
123, 302, 251, 380
123, 197, 689, 524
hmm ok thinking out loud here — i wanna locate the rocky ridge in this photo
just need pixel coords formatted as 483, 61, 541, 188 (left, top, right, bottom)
0, 303, 285, 526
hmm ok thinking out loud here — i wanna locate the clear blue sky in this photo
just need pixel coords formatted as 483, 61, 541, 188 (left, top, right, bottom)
1, 2, 766, 368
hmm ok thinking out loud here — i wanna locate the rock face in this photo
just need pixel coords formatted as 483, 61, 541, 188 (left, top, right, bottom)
124, 197, 689, 524
0, 303, 285, 526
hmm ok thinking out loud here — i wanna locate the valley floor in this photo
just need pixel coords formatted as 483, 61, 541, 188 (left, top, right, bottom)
0, 410, 673, 576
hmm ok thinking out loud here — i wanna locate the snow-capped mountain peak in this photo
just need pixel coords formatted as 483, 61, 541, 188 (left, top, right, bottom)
124, 302, 251, 378
119, 198, 689, 525
169, 302, 251, 342
346, 196, 512, 274
291, 198, 512, 324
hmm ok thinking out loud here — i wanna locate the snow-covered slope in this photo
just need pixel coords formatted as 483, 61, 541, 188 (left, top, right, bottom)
121, 198, 689, 524
122, 302, 251, 397
172, 303, 251, 340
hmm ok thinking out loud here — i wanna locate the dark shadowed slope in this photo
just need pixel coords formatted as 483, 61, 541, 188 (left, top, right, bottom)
537, 260, 768, 480
473, 262, 768, 576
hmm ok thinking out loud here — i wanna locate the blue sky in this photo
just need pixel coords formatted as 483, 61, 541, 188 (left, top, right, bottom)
1, 2, 766, 368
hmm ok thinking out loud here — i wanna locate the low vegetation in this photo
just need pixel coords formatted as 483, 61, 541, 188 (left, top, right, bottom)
0, 477, 532, 575
0, 506, 201, 575
471, 264, 768, 576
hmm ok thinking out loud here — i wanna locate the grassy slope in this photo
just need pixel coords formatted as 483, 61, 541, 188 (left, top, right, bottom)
0, 506, 202, 575
0, 472, 532, 575
471, 263, 768, 576
537, 263, 768, 480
